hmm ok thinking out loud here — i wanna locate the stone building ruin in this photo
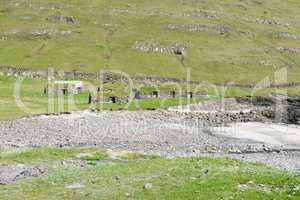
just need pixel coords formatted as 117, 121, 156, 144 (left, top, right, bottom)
44, 81, 83, 95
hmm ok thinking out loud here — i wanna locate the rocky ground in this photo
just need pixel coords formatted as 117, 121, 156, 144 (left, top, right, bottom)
0, 100, 300, 174
0, 108, 272, 153
0, 164, 46, 184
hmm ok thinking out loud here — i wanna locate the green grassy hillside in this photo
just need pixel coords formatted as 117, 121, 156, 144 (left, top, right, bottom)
1, 0, 300, 83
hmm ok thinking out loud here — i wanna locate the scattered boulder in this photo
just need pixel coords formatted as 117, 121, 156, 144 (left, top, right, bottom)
166, 24, 209, 32
203, 169, 209, 176
143, 183, 153, 189
60, 159, 88, 168
47, 15, 76, 24
256, 18, 278, 25
0, 164, 46, 185
31, 28, 60, 38
259, 60, 275, 68
125, 192, 131, 197
65, 183, 85, 189
46, 3, 65, 10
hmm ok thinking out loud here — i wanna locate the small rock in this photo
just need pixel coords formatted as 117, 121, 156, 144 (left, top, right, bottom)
143, 183, 153, 189
125, 192, 131, 197
66, 183, 85, 189
203, 169, 209, 176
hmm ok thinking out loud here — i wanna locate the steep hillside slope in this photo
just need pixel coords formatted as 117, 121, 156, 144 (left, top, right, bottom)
0, 0, 300, 83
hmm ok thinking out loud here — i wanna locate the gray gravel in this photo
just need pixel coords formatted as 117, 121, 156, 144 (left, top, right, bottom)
0, 110, 299, 174
0, 110, 273, 153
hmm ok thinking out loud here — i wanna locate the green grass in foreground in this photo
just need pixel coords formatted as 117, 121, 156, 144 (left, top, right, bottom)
0, 148, 299, 200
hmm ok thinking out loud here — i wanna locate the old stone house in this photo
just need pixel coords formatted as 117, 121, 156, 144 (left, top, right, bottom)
44, 81, 83, 95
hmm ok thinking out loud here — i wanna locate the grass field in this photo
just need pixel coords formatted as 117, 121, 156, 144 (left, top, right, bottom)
0, 76, 208, 120
0, 148, 299, 200
0, 0, 300, 83
1, 75, 300, 120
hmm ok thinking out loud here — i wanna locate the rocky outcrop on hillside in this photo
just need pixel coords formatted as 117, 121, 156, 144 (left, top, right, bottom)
237, 95, 300, 124
170, 96, 300, 125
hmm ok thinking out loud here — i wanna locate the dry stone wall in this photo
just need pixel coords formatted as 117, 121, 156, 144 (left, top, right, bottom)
277, 47, 300, 54
278, 33, 300, 40
1, 66, 300, 88
1, 28, 72, 40
111, 8, 291, 28
133, 40, 192, 55
166, 23, 256, 38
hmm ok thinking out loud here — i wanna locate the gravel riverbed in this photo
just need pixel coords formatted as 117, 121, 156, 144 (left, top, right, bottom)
0, 109, 299, 174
